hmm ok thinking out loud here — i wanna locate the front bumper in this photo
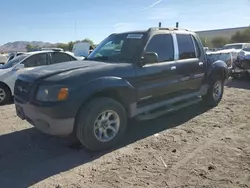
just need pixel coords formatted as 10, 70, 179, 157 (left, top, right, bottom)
15, 102, 75, 136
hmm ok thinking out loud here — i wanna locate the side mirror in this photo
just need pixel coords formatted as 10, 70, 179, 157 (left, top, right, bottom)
140, 52, 158, 66
13, 64, 24, 71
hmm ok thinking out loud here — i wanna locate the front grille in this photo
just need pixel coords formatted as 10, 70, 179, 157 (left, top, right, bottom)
14, 79, 32, 102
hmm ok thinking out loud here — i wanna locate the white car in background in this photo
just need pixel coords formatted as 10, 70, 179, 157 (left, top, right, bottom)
0, 54, 8, 65
7, 52, 25, 62
222, 43, 250, 51
0, 50, 79, 104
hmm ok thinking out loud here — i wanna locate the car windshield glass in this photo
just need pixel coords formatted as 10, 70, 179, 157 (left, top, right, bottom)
87, 33, 146, 63
222, 44, 243, 50
0, 54, 28, 69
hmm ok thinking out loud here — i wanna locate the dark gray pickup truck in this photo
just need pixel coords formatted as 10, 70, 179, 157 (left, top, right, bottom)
14, 27, 228, 151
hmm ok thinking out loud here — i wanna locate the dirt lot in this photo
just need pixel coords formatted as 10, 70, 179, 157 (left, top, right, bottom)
0, 79, 250, 188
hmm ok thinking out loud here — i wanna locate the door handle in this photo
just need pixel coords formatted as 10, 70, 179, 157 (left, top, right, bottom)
199, 62, 204, 66
170, 66, 176, 70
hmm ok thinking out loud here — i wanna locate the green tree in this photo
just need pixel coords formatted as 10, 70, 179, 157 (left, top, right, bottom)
68, 41, 74, 51
230, 28, 250, 43
200, 37, 212, 47
56, 38, 96, 52
57, 43, 69, 51
26, 44, 33, 52
211, 37, 229, 48
81, 38, 95, 47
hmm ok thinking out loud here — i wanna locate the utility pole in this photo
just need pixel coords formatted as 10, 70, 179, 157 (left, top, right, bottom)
74, 20, 77, 40
158, 22, 162, 27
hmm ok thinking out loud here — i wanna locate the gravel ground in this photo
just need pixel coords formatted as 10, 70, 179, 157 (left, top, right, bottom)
0, 79, 250, 188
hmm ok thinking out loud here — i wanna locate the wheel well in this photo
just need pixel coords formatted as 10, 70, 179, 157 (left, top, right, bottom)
90, 89, 128, 111
0, 81, 12, 95
212, 68, 227, 81
73, 88, 129, 134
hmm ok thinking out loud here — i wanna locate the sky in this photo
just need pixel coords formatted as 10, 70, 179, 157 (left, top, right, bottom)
0, 0, 250, 45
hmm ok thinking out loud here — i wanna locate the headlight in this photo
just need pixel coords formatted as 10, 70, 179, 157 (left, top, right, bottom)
36, 85, 69, 102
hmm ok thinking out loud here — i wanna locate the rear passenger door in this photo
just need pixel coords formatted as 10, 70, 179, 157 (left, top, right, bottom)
50, 52, 76, 64
175, 33, 205, 91
135, 34, 180, 102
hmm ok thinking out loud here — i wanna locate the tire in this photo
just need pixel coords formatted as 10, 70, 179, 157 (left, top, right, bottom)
0, 84, 11, 105
202, 77, 224, 107
75, 97, 127, 151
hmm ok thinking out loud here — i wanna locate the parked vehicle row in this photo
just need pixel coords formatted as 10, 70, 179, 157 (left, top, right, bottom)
14, 27, 228, 151
0, 50, 79, 104
222, 43, 250, 76
0, 54, 8, 65
205, 43, 250, 78
206, 50, 233, 76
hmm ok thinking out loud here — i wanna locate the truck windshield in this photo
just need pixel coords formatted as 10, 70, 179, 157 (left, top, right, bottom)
0, 54, 28, 69
222, 44, 243, 50
87, 33, 146, 63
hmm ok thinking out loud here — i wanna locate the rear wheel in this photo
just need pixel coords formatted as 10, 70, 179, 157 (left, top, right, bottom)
0, 85, 11, 105
202, 78, 224, 107
75, 97, 127, 151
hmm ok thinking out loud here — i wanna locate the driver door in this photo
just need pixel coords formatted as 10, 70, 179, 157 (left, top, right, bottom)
135, 34, 180, 104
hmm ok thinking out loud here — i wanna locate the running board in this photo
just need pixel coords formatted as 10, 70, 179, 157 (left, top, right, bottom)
136, 97, 202, 121
129, 84, 208, 118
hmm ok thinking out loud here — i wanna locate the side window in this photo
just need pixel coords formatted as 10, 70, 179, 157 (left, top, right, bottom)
51, 52, 75, 64
191, 36, 201, 58
145, 34, 174, 62
22, 53, 48, 68
176, 34, 196, 60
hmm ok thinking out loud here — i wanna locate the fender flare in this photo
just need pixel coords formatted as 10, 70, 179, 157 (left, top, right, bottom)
74, 76, 136, 110
204, 60, 228, 84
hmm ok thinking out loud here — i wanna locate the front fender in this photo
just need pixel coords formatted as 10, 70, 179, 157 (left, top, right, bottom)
73, 76, 136, 108
205, 60, 228, 83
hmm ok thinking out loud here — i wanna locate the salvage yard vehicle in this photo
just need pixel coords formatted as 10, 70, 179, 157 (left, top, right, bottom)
7, 52, 25, 62
232, 47, 250, 77
0, 54, 7, 65
0, 50, 78, 105
222, 43, 250, 51
206, 50, 233, 76
14, 27, 228, 151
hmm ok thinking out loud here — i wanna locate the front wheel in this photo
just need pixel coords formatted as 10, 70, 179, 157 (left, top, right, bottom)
202, 78, 224, 107
75, 97, 127, 151
0, 85, 11, 105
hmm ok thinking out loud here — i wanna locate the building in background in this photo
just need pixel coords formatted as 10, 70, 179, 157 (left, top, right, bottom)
196, 26, 249, 40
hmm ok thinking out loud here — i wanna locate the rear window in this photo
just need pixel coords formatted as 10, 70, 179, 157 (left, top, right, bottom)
176, 34, 196, 60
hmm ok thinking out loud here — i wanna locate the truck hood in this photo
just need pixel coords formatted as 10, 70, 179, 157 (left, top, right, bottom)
19, 60, 114, 81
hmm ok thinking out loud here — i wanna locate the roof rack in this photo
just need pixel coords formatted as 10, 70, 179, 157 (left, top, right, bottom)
147, 27, 189, 32
40, 48, 64, 52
